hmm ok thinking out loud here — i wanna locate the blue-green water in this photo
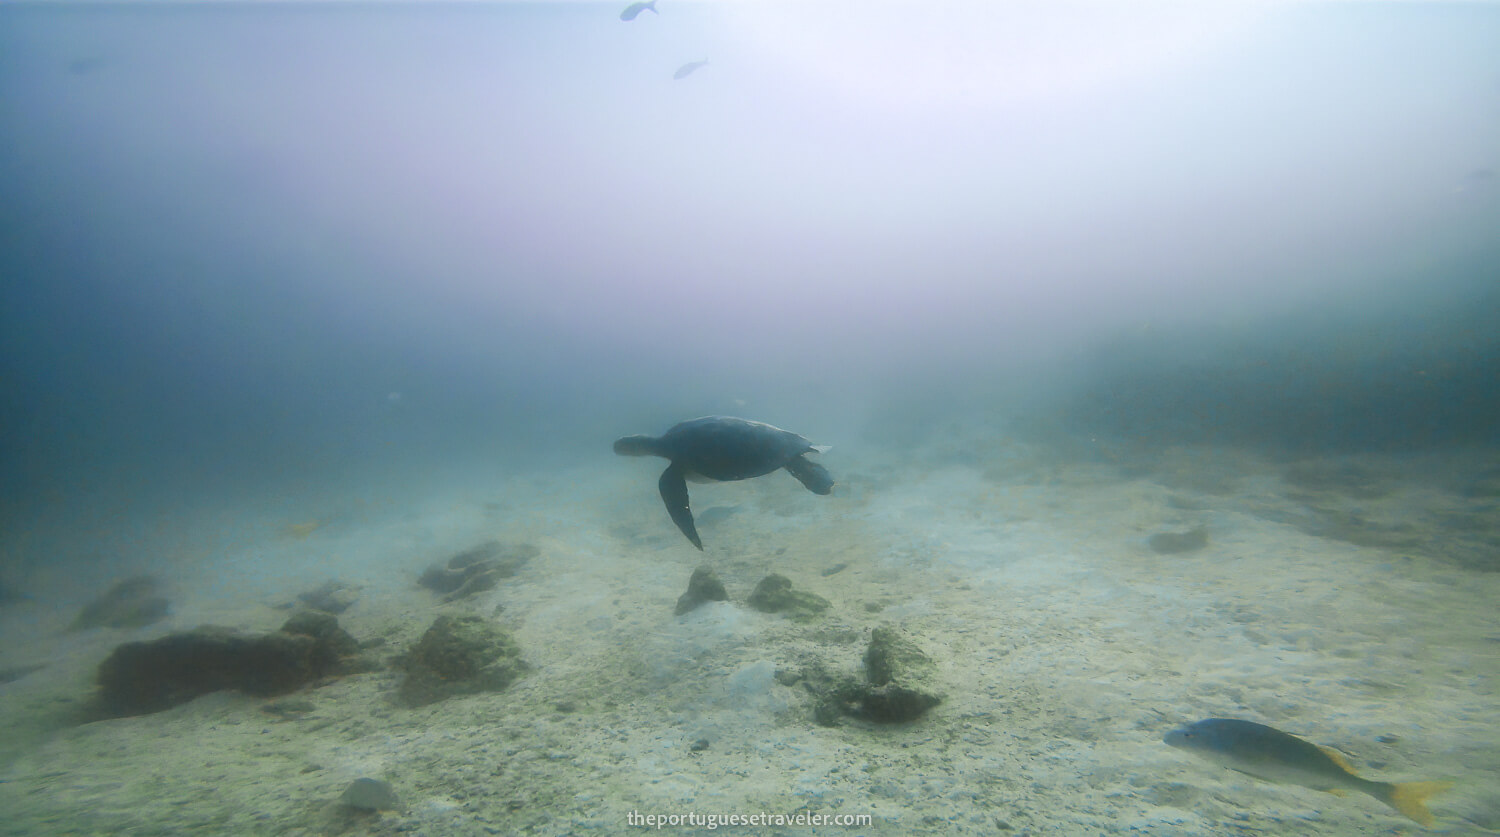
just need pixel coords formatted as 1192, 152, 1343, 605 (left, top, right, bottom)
2, 3, 1497, 834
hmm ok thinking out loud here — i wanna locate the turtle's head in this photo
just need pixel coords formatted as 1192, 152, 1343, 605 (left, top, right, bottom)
613, 434, 661, 457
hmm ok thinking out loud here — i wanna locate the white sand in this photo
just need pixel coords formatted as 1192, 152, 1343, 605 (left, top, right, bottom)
1, 433, 1496, 835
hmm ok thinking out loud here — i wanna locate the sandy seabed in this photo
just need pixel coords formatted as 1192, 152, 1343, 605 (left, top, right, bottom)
2, 429, 1497, 836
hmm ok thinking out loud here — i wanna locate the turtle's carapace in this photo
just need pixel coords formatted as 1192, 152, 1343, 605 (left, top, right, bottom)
614, 416, 833, 549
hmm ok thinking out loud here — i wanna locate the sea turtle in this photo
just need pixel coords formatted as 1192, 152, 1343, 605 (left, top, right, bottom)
614, 416, 834, 549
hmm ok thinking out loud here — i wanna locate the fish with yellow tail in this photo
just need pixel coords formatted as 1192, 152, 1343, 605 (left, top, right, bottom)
1165, 719, 1452, 826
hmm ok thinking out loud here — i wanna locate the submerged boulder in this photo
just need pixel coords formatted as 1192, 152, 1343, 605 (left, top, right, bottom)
845, 684, 942, 723
850, 626, 942, 722
418, 541, 536, 602
340, 777, 400, 811
783, 626, 943, 726
395, 615, 528, 707
674, 566, 729, 615
864, 626, 936, 687
93, 612, 370, 717
747, 573, 829, 620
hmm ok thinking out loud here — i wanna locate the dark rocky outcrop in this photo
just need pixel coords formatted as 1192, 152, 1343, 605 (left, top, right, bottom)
394, 615, 528, 707
340, 778, 400, 811
747, 573, 829, 620
846, 684, 943, 723
864, 626, 936, 687
418, 541, 536, 602
781, 626, 943, 726
93, 612, 371, 717
674, 566, 728, 615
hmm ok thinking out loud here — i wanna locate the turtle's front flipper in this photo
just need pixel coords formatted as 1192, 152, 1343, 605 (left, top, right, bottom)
784, 454, 834, 495
658, 463, 703, 549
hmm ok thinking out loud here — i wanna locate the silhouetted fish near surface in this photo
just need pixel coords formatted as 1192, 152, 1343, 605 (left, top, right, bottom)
1165, 718, 1452, 827
673, 59, 708, 80
620, 1, 656, 21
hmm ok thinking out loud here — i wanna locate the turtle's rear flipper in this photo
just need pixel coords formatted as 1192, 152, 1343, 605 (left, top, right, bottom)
658, 464, 703, 549
785, 455, 834, 495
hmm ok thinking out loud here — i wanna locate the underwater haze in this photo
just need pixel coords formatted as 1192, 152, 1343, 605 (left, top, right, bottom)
2, 2, 1500, 834
4, 1, 1498, 515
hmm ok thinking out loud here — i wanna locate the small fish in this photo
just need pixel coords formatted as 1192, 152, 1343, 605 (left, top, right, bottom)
673, 58, 708, 80
287, 520, 322, 539
620, 1, 656, 21
1165, 718, 1452, 827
